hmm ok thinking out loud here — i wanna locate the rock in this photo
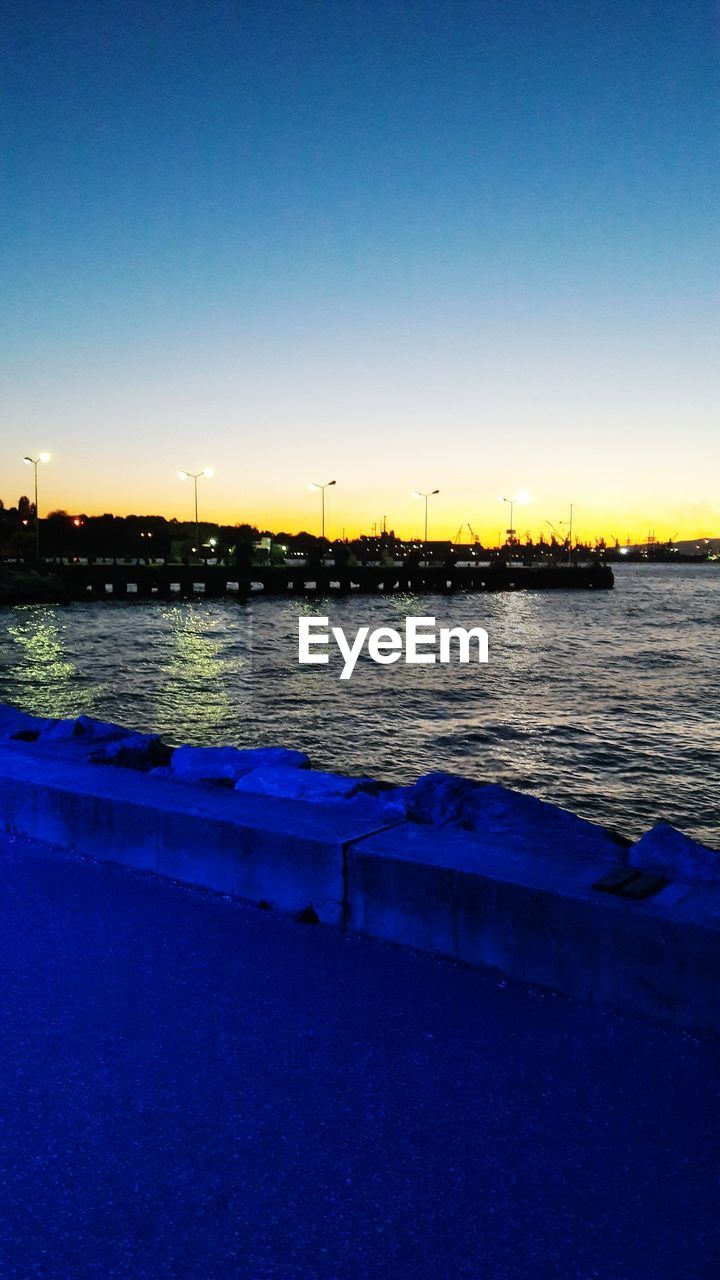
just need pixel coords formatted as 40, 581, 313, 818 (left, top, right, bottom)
91, 733, 172, 772
379, 772, 479, 826
170, 744, 310, 785
377, 788, 411, 821
234, 765, 379, 803
0, 707, 47, 740
38, 715, 127, 742
468, 782, 620, 855
630, 822, 720, 884
38, 718, 90, 742
380, 773, 622, 860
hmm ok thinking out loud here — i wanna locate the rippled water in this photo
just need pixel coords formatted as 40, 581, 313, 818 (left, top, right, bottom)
0, 565, 718, 844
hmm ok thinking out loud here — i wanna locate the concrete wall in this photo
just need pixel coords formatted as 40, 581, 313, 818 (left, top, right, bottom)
346, 825, 720, 1033
0, 745, 397, 924
0, 741, 717, 1035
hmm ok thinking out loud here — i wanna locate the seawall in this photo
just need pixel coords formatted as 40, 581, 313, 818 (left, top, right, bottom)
0, 709, 717, 1035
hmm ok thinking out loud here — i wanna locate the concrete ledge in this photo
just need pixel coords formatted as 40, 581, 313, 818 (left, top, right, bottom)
346, 825, 720, 1034
0, 736, 718, 1035
0, 745, 397, 924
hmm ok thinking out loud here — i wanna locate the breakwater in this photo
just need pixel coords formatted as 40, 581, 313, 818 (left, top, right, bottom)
0, 704, 717, 1035
1, 559, 613, 603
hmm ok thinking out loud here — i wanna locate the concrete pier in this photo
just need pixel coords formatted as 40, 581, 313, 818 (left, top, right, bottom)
3, 559, 614, 601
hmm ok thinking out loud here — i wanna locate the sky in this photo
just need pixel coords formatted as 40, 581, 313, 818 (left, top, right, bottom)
1, 0, 718, 542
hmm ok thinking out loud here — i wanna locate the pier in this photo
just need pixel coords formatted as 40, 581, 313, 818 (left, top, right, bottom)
2, 559, 614, 603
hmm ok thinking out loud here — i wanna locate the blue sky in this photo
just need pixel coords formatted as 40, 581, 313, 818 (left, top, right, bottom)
2, 0, 717, 538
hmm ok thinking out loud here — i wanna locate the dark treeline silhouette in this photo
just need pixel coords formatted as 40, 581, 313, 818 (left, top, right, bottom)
0, 501, 259, 563
0, 498, 713, 565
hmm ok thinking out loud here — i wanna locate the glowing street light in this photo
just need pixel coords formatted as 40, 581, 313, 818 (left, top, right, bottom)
309, 479, 336, 539
412, 488, 440, 543
23, 452, 51, 561
179, 467, 214, 556
499, 490, 531, 545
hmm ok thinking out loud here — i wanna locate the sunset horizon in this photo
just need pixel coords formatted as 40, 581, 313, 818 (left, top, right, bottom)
3, 2, 717, 544
4, 461, 718, 547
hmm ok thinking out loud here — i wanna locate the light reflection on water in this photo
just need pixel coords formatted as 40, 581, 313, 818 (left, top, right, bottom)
0, 566, 718, 845
149, 606, 251, 741
5, 608, 84, 720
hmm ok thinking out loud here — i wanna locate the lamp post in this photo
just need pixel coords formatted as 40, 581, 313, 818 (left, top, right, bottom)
23, 453, 50, 562
178, 467, 214, 556
500, 495, 515, 544
412, 489, 439, 543
499, 491, 531, 548
309, 480, 336, 539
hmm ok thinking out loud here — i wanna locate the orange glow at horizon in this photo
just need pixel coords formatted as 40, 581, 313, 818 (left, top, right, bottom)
6, 353, 718, 548
3, 0, 717, 564
14, 468, 718, 547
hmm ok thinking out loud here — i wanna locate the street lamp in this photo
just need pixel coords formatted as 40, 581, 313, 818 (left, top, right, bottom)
23, 453, 50, 562
412, 489, 440, 543
178, 467, 214, 556
499, 491, 531, 547
309, 480, 336, 539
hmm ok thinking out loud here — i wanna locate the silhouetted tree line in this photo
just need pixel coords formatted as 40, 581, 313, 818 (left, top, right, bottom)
1, 498, 707, 564
0, 502, 261, 562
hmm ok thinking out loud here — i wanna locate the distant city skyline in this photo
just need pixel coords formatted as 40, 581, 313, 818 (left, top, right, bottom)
1, 474, 717, 550
2, 2, 717, 543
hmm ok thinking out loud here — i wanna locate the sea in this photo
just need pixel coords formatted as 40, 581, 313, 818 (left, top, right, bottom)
0, 563, 717, 846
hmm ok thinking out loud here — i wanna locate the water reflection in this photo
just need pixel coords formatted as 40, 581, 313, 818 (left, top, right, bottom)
4, 607, 83, 719
150, 604, 252, 744
0, 569, 718, 842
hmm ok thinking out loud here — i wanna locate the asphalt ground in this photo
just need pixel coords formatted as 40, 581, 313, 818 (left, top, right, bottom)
1, 832, 718, 1279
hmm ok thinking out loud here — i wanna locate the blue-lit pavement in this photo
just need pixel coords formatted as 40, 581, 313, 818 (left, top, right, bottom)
1, 833, 718, 1279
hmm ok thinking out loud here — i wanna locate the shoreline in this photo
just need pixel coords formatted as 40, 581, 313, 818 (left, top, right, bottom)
1, 704, 717, 1035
